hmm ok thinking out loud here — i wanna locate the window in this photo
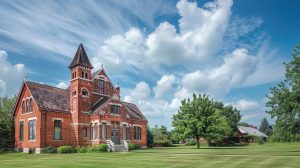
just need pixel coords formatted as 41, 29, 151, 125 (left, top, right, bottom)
99, 80, 104, 94
54, 120, 62, 140
20, 121, 24, 141
102, 123, 107, 139
74, 71, 76, 78
72, 98, 76, 112
94, 123, 98, 139
90, 124, 93, 140
122, 125, 127, 140
29, 98, 33, 112
26, 99, 29, 113
22, 101, 25, 114
82, 89, 88, 97
85, 72, 88, 79
28, 120, 36, 140
83, 127, 88, 138
134, 126, 141, 140
81, 71, 84, 78
106, 82, 110, 95
111, 105, 120, 115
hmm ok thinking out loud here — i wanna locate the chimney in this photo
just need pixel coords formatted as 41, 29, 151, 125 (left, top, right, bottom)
116, 86, 120, 97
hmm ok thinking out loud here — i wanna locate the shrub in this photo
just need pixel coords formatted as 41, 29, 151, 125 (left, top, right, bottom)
86, 146, 97, 152
257, 136, 265, 145
41, 146, 57, 153
57, 146, 74, 153
76, 146, 87, 153
185, 139, 197, 146
154, 140, 173, 147
128, 143, 140, 150
95, 144, 108, 152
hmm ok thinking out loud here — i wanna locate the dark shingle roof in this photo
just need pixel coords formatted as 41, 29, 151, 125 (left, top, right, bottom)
69, 43, 93, 69
25, 81, 70, 112
122, 101, 147, 121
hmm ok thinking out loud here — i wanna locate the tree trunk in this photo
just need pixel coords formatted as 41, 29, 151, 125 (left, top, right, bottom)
196, 136, 200, 149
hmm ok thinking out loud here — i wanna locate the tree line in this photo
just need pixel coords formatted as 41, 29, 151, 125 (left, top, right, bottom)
0, 96, 16, 151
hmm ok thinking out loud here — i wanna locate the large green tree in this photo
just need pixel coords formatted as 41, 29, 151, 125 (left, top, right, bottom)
172, 94, 231, 148
0, 96, 17, 151
266, 45, 300, 142
259, 118, 271, 136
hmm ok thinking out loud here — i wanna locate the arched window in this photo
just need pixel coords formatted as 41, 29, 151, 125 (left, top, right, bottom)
82, 89, 88, 97
74, 71, 76, 78
85, 72, 88, 79
22, 101, 25, 114
25, 99, 29, 113
81, 71, 84, 78
72, 91, 76, 97
29, 98, 33, 112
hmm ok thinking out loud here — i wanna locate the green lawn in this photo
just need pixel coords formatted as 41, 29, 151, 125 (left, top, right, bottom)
1, 143, 300, 168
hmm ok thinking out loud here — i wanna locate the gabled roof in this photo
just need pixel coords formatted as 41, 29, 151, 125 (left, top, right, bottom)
69, 43, 93, 69
25, 81, 70, 112
121, 101, 147, 121
238, 126, 268, 137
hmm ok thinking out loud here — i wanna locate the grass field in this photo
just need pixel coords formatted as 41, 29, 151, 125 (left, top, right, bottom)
1, 143, 300, 168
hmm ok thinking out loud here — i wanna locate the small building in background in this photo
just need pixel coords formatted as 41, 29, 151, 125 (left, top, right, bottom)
237, 126, 268, 143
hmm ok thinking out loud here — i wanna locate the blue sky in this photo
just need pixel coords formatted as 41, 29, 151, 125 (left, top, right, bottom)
0, 0, 299, 129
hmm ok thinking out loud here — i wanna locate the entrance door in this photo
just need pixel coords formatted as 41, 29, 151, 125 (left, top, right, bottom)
111, 122, 120, 144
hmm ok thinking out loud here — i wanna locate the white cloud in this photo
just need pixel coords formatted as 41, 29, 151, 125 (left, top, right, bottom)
234, 99, 260, 111
229, 99, 273, 126
0, 0, 176, 63
124, 81, 151, 102
243, 42, 285, 86
181, 48, 258, 98
153, 74, 176, 98
92, 0, 234, 75
55, 82, 68, 89
0, 50, 26, 96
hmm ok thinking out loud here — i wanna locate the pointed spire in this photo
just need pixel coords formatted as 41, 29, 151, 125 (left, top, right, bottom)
69, 43, 94, 69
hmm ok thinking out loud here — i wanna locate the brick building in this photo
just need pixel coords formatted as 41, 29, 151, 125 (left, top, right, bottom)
13, 44, 148, 153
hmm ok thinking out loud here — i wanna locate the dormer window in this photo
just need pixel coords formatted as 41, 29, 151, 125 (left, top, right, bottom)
81, 88, 89, 97
99, 79, 104, 94
106, 82, 110, 95
111, 105, 120, 115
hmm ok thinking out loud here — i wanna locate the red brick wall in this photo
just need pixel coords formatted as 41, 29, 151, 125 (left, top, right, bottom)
14, 84, 41, 149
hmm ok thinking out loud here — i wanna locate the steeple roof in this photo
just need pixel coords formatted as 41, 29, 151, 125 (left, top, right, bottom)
69, 43, 93, 69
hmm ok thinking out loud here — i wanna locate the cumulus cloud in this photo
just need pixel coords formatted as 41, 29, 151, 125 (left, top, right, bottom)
0, 50, 26, 96
92, 0, 234, 75
124, 81, 151, 102
153, 74, 176, 98
55, 81, 68, 89
181, 48, 258, 98
229, 99, 272, 126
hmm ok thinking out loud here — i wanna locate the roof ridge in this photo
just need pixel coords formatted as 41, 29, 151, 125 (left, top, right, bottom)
25, 80, 69, 91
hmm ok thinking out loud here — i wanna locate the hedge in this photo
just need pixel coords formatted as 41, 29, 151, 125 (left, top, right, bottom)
57, 146, 75, 153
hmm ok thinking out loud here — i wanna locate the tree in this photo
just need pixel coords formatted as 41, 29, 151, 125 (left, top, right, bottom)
259, 118, 271, 136
147, 126, 154, 148
238, 122, 250, 127
0, 96, 17, 151
172, 94, 231, 148
213, 101, 241, 134
266, 45, 300, 142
